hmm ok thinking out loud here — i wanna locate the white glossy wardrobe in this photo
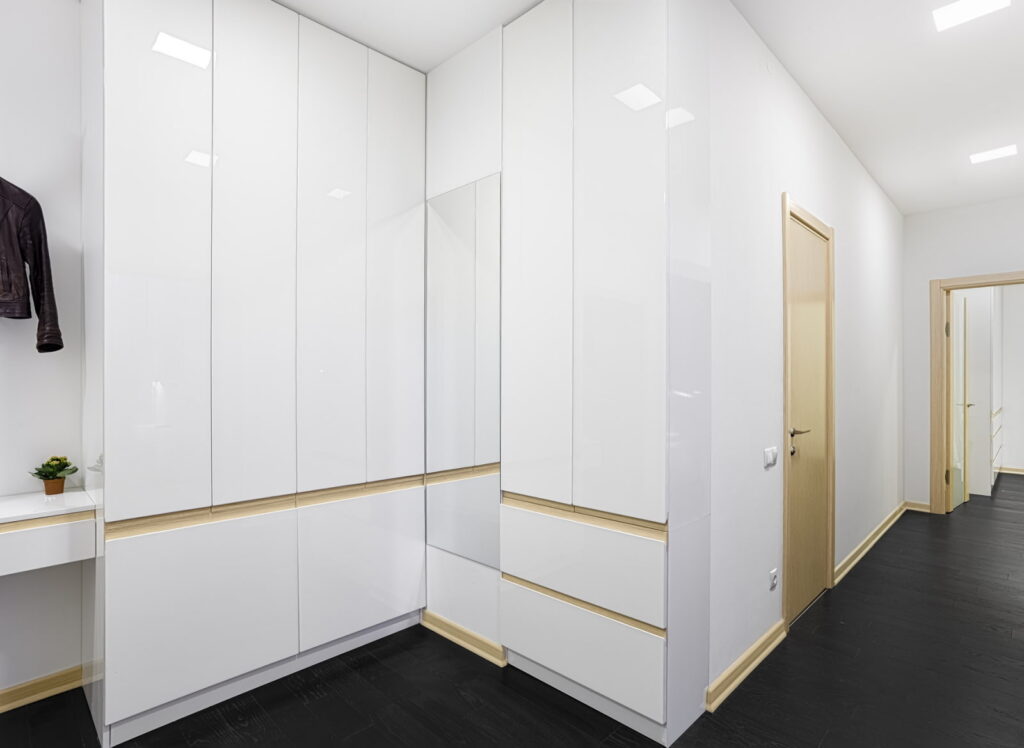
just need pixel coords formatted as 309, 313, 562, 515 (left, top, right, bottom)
82, 0, 425, 743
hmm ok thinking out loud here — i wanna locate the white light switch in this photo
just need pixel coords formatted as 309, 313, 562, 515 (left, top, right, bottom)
763, 447, 778, 469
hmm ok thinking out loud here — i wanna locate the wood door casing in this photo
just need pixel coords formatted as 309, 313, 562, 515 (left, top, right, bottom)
782, 195, 835, 625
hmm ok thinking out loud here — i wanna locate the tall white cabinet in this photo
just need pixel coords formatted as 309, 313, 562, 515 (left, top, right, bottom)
83, 1, 426, 744
499, 0, 709, 744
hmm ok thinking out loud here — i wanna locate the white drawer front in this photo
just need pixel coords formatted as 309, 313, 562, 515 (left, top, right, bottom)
0, 519, 95, 578
500, 579, 665, 722
500, 504, 665, 626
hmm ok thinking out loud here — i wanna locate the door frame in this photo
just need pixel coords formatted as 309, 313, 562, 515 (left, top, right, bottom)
929, 271, 1024, 514
781, 193, 836, 625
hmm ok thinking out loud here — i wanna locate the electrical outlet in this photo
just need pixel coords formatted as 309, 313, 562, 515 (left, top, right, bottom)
769, 569, 778, 591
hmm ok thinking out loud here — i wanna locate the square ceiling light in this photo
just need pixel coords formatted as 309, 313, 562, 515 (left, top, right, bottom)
933, 0, 1012, 31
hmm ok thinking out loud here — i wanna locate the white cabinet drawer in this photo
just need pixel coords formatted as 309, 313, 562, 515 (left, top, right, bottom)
298, 486, 425, 651
106, 510, 299, 723
500, 579, 665, 722
500, 503, 666, 626
0, 519, 95, 578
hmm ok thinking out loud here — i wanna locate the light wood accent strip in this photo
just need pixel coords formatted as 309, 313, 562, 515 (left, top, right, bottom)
425, 462, 501, 485
1000, 466, 1024, 476
501, 491, 667, 535
933, 270, 1024, 291
296, 474, 425, 507
501, 573, 666, 638
501, 495, 667, 541
705, 621, 785, 713
904, 501, 932, 513
0, 666, 83, 714
993, 407, 1004, 418
0, 510, 95, 535
833, 503, 906, 585
421, 610, 507, 667
107, 494, 296, 541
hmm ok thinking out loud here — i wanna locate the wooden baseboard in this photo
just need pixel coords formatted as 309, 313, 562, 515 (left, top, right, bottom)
421, 610, 507, 667
833, 503, 906, 585
903, 501, 932, 513
0, 666, 83, 714
705, 621, 785, 713
999, 466, 1024, 476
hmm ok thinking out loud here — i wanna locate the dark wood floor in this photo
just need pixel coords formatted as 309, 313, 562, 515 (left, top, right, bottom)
5, 474, 1024, 747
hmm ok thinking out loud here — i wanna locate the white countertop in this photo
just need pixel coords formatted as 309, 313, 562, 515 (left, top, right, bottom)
0, 488, 96, 524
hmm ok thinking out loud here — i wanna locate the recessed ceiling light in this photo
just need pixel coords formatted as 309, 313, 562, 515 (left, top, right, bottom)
327, 188, 352, 200
152, 32, 212, 69
666, 107, 696, 128
933, 0, 1011, 32
184, 150, 215, 168
614, 84, 661, 111
970, 144, 1018, 164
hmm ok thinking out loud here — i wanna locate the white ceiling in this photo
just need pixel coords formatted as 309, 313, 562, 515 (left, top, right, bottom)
277, 0, 540, 72
731, 0, 1024, 215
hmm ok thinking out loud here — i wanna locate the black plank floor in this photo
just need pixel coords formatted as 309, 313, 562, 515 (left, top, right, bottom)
5, 474, 1024, 747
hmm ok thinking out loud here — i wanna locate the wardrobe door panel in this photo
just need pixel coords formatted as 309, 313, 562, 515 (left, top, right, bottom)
298, 487, 426, 651
573, 0, 667, 522
475, 174, 501, 466
104, 0, 212, 521
366, 52, 426, 482
297, 19, 368, 493
212, 0, 298, 504
501, 0, 574, 503
426, 183, 476, 473
105, 510, 299, 723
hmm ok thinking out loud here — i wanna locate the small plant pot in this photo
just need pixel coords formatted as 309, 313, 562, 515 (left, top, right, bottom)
43, 478, 66, 496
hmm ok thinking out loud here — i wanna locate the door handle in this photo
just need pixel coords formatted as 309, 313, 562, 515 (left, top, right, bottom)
789, 428, 811, 437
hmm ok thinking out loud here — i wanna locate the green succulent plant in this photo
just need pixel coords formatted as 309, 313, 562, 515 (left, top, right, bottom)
30, 456, 79, 481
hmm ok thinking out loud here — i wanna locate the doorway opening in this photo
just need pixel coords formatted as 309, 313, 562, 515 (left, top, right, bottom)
782, 194, 835, 626
930, 272, 1024, 513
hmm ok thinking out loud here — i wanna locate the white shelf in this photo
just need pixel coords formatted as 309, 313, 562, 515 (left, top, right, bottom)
0, 488, 94, 525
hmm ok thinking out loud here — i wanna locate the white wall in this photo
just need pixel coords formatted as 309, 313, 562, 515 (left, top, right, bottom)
1002, 285, 1024, 471
0, 0, 85, 693
903, 195, 1024, 504
0, 0, 83, 497
709, 1, 903, 680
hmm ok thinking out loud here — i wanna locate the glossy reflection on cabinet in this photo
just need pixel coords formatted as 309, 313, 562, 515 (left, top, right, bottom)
573, 0, 667, 522
501, 0, 574, 504
366, 51, 426, 482
103, 0, 212, 521
475, 174, 501, 465
212, 0, 298, 504
296, 18, 367, 492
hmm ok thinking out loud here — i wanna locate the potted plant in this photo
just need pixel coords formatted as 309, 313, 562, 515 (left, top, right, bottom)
30, 456, 78, 496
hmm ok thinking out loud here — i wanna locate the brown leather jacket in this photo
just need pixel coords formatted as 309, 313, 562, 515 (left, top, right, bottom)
0, 177, 63, 352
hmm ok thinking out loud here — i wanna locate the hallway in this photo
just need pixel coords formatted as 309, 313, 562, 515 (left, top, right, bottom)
682, 473, 1024, 746
4, 478, 1024, 747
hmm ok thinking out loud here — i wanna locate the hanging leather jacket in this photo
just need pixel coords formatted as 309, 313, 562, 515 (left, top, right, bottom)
0, 177, 63, 352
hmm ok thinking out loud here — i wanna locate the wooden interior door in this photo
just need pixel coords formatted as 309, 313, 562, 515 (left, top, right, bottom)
783, 198, 834, 625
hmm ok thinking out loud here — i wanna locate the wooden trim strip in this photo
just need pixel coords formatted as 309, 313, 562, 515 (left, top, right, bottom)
705, 621, 785, 713
937, 270, 1024, 291
833, 503, 906, 585
501, 495, 666, 542
0, 666, 83, 714
0, 510, 95, 535
993, 407, 1004, 418
903, 501, 932, 514
501, 573, 666, 638
296, 474, 425, 507
500, 491, 667, 535
108, 466, 504, 540
1000, 466, 1024, 476
421, 610, 507, 667
425, 462, 501, 485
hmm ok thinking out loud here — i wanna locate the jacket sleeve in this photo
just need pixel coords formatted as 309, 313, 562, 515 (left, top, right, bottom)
19, 201, 63, 352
